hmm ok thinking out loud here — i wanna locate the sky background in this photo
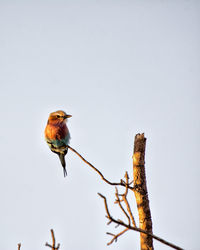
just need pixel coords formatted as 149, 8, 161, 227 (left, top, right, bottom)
0, 1, 199, 249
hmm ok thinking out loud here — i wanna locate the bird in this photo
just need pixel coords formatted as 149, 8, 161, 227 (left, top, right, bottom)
44, 110, 72, 177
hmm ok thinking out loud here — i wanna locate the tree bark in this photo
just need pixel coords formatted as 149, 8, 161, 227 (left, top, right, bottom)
133, 133, 153, 250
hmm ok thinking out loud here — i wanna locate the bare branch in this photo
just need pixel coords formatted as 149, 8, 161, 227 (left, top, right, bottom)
122, 195, 136, 227
45, 229, 60, 250
115, 187, 130, 226
106, 232, 115, 237
68, 145, 133, 189
107, 228, 129, 245
51, 229, 55, 247
124, 172, 129, 196
133, 133, 153, 249
98, 193, 184, 250
67, 144, 184, 250
98, 193, 111, 218
122, 172, 136, 227
18, 243, 21, 250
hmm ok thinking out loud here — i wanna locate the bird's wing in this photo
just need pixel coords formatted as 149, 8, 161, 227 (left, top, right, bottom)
46, 137, 69, 154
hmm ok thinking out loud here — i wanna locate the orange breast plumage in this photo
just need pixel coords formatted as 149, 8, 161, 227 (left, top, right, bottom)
45, 123, 70, 148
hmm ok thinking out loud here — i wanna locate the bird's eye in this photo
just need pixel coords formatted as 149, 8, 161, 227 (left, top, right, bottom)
56, 115, 60, 118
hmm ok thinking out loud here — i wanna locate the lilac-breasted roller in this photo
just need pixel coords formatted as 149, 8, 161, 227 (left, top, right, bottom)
45, 110, 72, 177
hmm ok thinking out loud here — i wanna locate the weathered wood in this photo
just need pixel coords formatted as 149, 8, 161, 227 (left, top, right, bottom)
133, 133, 153, 250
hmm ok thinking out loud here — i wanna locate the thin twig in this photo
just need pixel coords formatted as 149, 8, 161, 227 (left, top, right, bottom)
98, 193, 184, 250
45, 229, 60, 250
107, 228, 129, 245
98, 193, 111, 217
68, 145, 132, 188
115, 187, 131, 226
122, 195, 136, 227
124, 172, 129, 196
122, 172, 136, 227
18, 243, 21, 250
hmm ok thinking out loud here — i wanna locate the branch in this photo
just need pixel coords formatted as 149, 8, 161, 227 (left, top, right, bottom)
107, 228, 129, 245
18, 243, 21, 250
122, 172, 136, 227
98, 193, 184, 250
45, 229, 60, 250
68, 143, 184, 250
115, 187, 131, 226
133, 133, 153, 249
68, 145, 133, 189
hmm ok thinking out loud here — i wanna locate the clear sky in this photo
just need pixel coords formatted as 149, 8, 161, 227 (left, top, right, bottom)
0, 1, 199, 249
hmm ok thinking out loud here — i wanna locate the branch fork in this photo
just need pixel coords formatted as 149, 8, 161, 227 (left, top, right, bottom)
45, 229, 60, 250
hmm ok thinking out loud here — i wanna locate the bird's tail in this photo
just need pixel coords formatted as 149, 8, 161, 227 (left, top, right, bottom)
58, 153, 67, 177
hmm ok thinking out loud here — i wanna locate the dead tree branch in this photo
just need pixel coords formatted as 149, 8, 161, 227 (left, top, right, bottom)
115, 187, 131, 226
68, 145, 133, 189
133, 133, 153, 249
68, 141, 184, 250
122, 172, 136, 227
98, 193, 184, 250
45, 229, 60, 250
107, 228, 129, 245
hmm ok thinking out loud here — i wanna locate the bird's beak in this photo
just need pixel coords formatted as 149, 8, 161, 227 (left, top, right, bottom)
64, 114, 72, 119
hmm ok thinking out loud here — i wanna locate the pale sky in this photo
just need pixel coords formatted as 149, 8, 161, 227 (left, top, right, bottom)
0, 1, 199, 249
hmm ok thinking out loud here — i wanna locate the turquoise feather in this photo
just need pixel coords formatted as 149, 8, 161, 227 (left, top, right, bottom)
46, 133, 70, 148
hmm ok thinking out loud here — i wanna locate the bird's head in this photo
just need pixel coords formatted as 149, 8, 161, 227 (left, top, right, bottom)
48, 110, 72, 124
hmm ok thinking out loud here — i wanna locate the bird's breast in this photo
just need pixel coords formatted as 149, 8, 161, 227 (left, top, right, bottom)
45, 123, 69, 141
